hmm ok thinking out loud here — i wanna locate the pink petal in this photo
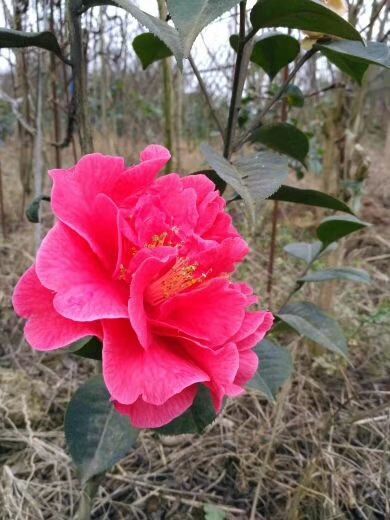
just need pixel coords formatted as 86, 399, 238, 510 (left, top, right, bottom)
234, 350, 259, 387
158, 278, 247, 346
128, 254, 176, 348
183, 341, 240, 411
140, 144, 171, 163
102, 320, 209, 405
152, 174, 199, 234
12, 266, 101, 351
182, 340, 239, 390
114, 385, 197, 428
36, 223, 128, 321
236, 312, 274, 351
190, 236, 249, 276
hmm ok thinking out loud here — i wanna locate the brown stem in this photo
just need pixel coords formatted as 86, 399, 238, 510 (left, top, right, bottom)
157, 0, 175, 171
50, 0, 62, 168
0, 161, 6, 239
67, 0, 93, 154
266, 65, 290, 305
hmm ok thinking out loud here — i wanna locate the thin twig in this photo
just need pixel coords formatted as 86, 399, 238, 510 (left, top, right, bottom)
360, 0, 387, 34
307, 82, 346, 97
233, 49, 317, 152
188, 55, 225, 141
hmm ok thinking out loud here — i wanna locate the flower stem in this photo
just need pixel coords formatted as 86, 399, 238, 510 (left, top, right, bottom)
76, 476, 101, 520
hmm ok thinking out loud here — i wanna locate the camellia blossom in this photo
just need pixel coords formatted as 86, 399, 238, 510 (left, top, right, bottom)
13, 146, 273, 428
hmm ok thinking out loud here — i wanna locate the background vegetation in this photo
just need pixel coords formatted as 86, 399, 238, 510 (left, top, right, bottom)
0, 1, 389, 518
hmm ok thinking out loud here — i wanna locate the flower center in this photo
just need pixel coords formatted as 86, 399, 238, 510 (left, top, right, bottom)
146, 257, 208, 306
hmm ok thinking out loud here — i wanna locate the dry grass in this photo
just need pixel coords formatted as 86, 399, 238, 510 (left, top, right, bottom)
0, 136, 389, 519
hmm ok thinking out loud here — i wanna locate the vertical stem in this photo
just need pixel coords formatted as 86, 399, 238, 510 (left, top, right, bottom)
157, 0, 174, 171
266, 65, 289, 305
50, 0, 61, 168
76, 477, 100, 520
33, 0, 47, 249
67, 0, 93, 155
99, 6, 107, 133
0, 161, 6, 239
174, 70, 183, 171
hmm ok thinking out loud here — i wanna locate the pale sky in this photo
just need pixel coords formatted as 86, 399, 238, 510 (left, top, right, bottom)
0, 0, 378, 75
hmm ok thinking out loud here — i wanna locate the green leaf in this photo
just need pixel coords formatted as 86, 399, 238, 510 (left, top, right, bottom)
157, 386, 216, 435
284, 241, 324, 263
284, 85, 305, 107
204, 504, 226, 520
250, 0, 362, 42
201, 144, 288, 221
250, 122, 309, 165
248, 339, 293, 402
68, 336, 102, 360
132, 32, 172, 69
230, 32, 300, 80
278, 302, 348, 358
252, 33, 300, 79
299, 267, 370, 284
0, 28, 66, 61
167, 0, 241, 57
269, 185, 354, 214
25, 195, 50, 223
316, 215, 369, 246
316, 40, 390, 84
80, 0, 183, 68
65, 375, 138, 483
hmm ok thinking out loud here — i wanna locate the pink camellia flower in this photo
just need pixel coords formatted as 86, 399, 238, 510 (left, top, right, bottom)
13, 145, 273, 428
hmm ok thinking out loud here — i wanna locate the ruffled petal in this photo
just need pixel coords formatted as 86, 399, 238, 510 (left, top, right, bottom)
158, 278, 247, 346
12, 266, 101, 351
36, 223, 128, 321
102, 320, 209, 405
114, 385, 197, 428
234, 350, 259, 387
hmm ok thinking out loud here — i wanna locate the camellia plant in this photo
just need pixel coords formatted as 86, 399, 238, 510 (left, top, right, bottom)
3, 0, 389, 517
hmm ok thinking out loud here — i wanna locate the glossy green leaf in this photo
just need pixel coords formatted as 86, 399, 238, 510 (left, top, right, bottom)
316, 41, 390, 84
252, 33, 300, 79
133, 32, 172, 69
80, 0, 183, 67
248, 339, 293, 401
201, 144, 288, 222
65, 376, 138, 483
230, 32, 300, 79
251, 122, 309, 165
25, 195, 50, 223
167, 0, 241, 57
250, 0, 362, 42
0, 28, 66, 61
284, 85, 305, 107
68, 336, 102, 360
299, 267, 370, 284
157, 386, 216, 435
278, 302, 348, 358
269, 185, 354, 214
317, 215, 368, 246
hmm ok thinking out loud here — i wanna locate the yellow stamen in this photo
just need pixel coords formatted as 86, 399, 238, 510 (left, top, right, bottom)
146, 257, 208, 305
